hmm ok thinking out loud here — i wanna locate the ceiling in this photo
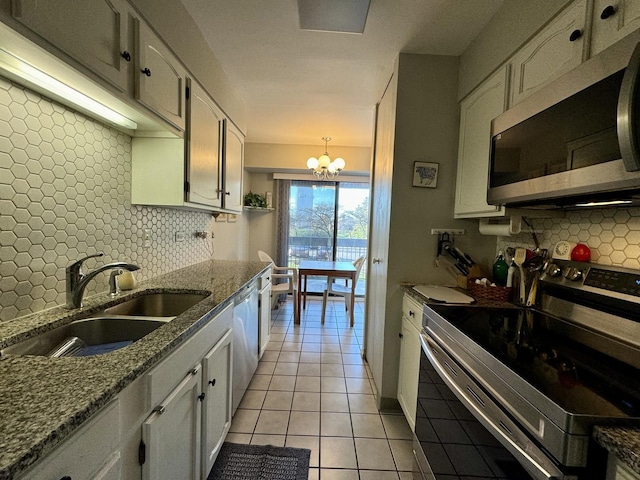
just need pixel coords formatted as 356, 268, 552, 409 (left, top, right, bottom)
179, 0, 504, 147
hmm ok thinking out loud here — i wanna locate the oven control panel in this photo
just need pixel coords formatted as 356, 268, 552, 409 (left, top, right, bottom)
541, 259, 640, 301
584, 268, 640, 296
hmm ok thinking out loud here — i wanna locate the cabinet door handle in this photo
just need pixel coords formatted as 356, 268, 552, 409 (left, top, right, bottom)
208, 378, 216, 387
120, 51, 131, 62
141, 67, 152, 77
569, 29, 582, 42
198, 392, 206, 402
153, 405, 165, 415
600, 5, 616, 19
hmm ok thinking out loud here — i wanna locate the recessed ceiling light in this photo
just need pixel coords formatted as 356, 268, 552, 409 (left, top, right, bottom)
298, 0, 371, 34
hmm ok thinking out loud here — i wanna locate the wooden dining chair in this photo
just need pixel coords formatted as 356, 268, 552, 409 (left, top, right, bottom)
321, 256, 365, 324
257, 250, 298, 319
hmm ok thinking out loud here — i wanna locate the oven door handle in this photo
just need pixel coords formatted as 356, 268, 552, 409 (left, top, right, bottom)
422, 334, 564, 480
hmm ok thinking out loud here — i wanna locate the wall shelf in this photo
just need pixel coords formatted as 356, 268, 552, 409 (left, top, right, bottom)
243, 206, 274, 212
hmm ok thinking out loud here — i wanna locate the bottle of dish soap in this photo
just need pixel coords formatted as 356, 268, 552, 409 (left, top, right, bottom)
492, 251, 509, 287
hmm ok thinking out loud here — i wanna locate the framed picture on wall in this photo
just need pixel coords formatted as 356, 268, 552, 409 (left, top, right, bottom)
413, 162, 439, 188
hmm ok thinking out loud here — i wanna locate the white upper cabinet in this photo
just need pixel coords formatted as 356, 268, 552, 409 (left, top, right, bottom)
591, 0, 640, 56
11, 0, 132, 92
135, 19, 186, 131
454, 66, 509, 218
510, 0, 588, 106
223, 120, 245, 213
186, 79, 224, 209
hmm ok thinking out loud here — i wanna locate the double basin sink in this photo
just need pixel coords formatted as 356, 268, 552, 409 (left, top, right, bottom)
1, 292, 209, 358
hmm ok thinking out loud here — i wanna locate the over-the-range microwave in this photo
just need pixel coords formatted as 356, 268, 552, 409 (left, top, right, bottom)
488, 31, 640, 208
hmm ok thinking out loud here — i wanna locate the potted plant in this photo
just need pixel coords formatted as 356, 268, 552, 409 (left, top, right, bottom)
243, 191, 267, 208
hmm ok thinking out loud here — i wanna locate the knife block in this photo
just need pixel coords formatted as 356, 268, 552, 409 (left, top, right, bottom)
456, 265, 484, 289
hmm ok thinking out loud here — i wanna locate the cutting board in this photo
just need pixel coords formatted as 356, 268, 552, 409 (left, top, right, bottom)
412, 285, 475, 304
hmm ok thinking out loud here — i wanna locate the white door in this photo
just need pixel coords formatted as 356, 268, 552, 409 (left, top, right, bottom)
259, 282, 271, 358
454, 66, 509, 218
135, 20, 186, 130
365, 72, 396, 392
142, 366, 202, 480
186, 79, 224, 208
12, 0, 131, 92
201, 329, 233, 479
224, 120, 245, 212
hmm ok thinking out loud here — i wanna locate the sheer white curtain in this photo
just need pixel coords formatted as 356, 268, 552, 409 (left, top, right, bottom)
275, 179, 291, 300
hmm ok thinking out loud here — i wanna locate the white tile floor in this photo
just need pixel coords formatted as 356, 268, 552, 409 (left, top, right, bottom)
226, 295, 415, 480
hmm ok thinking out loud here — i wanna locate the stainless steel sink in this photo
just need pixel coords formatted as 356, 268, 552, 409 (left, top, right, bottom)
1, 317, 167, 357
103, 292, 209, 317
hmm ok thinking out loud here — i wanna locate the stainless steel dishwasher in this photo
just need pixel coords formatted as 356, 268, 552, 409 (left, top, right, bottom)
232, 283, 259, 414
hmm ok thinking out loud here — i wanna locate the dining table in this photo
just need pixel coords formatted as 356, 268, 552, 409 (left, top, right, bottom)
296, 260, 357, 326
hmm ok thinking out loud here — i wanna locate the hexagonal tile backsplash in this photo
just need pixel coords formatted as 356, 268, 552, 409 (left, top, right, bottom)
0, 77, 213, 322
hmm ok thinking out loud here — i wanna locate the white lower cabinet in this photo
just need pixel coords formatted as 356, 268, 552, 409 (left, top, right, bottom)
607, 454, 640, 480
18, 399, 122, 480
201, 329, 233, 479
142, 366, 202, 480
258, 269, 271, 358
397, 294, 422, 431
143, 303, 234, 480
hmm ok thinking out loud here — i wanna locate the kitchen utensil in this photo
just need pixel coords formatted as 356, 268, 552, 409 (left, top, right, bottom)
523, 254, 545, 307
513, 248, 527, 304
454, 246, 475, 267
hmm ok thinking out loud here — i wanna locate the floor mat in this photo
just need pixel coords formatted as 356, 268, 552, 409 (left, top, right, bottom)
208, 442, 311, 480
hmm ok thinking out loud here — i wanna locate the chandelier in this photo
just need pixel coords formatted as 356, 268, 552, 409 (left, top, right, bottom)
306, 137, 346, 180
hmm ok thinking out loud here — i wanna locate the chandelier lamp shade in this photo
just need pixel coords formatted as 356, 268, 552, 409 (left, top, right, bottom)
307, 137, 345, 180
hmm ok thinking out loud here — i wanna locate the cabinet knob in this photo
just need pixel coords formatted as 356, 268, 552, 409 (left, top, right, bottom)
141, 67, 152, 77
208, 378, 216, 387
409, 310, 415, 317
372, 258, 381, 264
120, 51, 131, 62
60, 477, 72, 480
225, 191, 231, 196
198, 392, 206, 402
153, 405, 166, 415
398, 332, 403, 339
569, 29, 582, 42
600, 5, 616, 19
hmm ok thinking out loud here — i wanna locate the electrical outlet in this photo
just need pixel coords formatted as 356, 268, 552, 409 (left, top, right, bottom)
431, 229, 465, 235
143, 228, 152, 248
175, 231, 186, 242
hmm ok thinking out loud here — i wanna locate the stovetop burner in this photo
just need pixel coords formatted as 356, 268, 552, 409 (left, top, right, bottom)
427, 305, 640, 418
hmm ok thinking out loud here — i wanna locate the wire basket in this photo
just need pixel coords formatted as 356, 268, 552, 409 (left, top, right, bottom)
467, 278, 512, 302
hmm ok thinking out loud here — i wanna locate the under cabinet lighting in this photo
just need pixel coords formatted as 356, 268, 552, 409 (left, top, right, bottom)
574, 200, 632, 207
0, 48, 137, 130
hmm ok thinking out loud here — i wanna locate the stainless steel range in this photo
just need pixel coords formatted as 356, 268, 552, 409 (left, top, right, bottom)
413, 260, 640, 480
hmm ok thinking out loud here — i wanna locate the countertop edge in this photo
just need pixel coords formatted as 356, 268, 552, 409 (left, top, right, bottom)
594, 426, 640, 475
0, 259, 271, 480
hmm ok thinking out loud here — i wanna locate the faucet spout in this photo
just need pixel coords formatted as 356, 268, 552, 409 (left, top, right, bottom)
66, 253, 140, 308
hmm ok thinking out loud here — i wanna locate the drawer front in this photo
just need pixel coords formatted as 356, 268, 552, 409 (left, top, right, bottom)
259, 269, 271, 290
402, 294, 422, 331
21, 399, 121, 480
146, 303, 233, 408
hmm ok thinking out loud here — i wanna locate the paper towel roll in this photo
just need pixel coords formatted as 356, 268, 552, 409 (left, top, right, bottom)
478, 222, 512, 236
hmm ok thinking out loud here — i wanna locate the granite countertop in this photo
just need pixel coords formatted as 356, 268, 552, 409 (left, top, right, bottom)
403, 283, 640, 475
0, 259, 270, 480
594, 426, 640, 474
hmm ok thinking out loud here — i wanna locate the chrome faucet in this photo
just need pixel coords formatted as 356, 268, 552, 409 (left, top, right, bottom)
66, 253, 140, 308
